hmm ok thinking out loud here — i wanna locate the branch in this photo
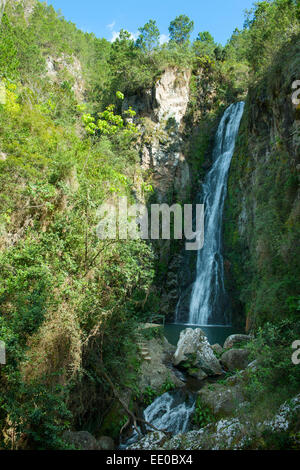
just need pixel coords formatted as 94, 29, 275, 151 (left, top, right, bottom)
101, 370, 167, 437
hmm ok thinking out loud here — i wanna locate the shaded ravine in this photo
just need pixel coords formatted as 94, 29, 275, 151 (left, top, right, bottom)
176, 102, 245, 326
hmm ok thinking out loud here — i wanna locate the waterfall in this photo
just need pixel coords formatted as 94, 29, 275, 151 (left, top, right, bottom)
144, 391, 195, 434
187, 102, 245, 326
120, 391, 195, 448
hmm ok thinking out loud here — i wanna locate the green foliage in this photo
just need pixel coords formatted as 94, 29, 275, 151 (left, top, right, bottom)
169, 15, 194, 45
224, 32, 300, 326
160, 377, 176, 394
193, 31, 220, 59
136, 19, 160, 52
224, 0, 300, 78
0, 374, 71, 450
0, 3, 156, 447
193, 396, 214, 428
245, 319, 300, 408
0, 13, 20, 79
138, 378, 176, 406
141, 327, 164, 341
0, 0, 299, 451
141, 386, 158, 406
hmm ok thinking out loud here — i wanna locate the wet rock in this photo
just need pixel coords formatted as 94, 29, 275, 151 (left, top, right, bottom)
173, 328, 223, 376
220, 349, 250, 371
223, 334, 251, 349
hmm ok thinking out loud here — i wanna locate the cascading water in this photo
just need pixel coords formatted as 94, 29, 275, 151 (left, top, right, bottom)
120, 391, 195, 449
144, 391, 195, 434
178, 102, 245, 326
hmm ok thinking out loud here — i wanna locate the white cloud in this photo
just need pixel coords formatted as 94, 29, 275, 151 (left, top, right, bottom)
159, 34, 169, 45
110, 30, 138, 43
107, 21, 116, 31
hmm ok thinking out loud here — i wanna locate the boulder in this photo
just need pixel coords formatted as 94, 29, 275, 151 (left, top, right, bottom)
197, 382, 245, 417
128, 431, 166, 450
223, 334, 251, 350
188, 368, 208, 381
173, 328, 222, 376
62, 431, 101, 450
139, 337, 184, 392
264, 394, 300, 432
98, 436, 115, 450
221, 349, 250, 372
211, 344, 223, 355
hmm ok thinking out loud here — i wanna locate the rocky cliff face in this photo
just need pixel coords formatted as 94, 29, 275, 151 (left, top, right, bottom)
224, 37, 300, 329
122, 67, 193, 318
123, 67, 191, 203
46, 54, 85, 101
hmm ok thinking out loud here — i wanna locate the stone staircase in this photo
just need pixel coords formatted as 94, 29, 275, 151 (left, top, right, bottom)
136, 332, 151, 362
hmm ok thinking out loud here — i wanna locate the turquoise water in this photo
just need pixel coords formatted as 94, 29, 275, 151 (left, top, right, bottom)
164, 324, 242, 347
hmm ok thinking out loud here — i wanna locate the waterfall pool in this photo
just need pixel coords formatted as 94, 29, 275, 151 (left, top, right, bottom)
164, 323, 241, 347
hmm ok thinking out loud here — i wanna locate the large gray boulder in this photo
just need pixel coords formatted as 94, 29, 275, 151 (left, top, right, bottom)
223, 334, 251, 350
197, 382, 245, 417
173, 328, 222, 376
62, 431, 101, 450
221, 349, 250, 372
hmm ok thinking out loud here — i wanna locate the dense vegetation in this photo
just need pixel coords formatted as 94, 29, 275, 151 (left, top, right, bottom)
0, 0, 299, 449
223, 0, 300, 421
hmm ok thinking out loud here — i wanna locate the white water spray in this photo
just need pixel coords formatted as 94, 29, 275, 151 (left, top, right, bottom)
188, 102, 245, 325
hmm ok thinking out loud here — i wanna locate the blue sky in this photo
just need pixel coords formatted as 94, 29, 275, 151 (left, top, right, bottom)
46, 0, 255, 45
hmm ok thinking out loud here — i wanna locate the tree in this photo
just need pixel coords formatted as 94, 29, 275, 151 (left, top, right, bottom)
112, 29, 135, 51
243, 0, 298, 73
168, 14, 194, 45
197, 31, 214, 43
136, 19, 160, 52
193, 31, 216, 58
